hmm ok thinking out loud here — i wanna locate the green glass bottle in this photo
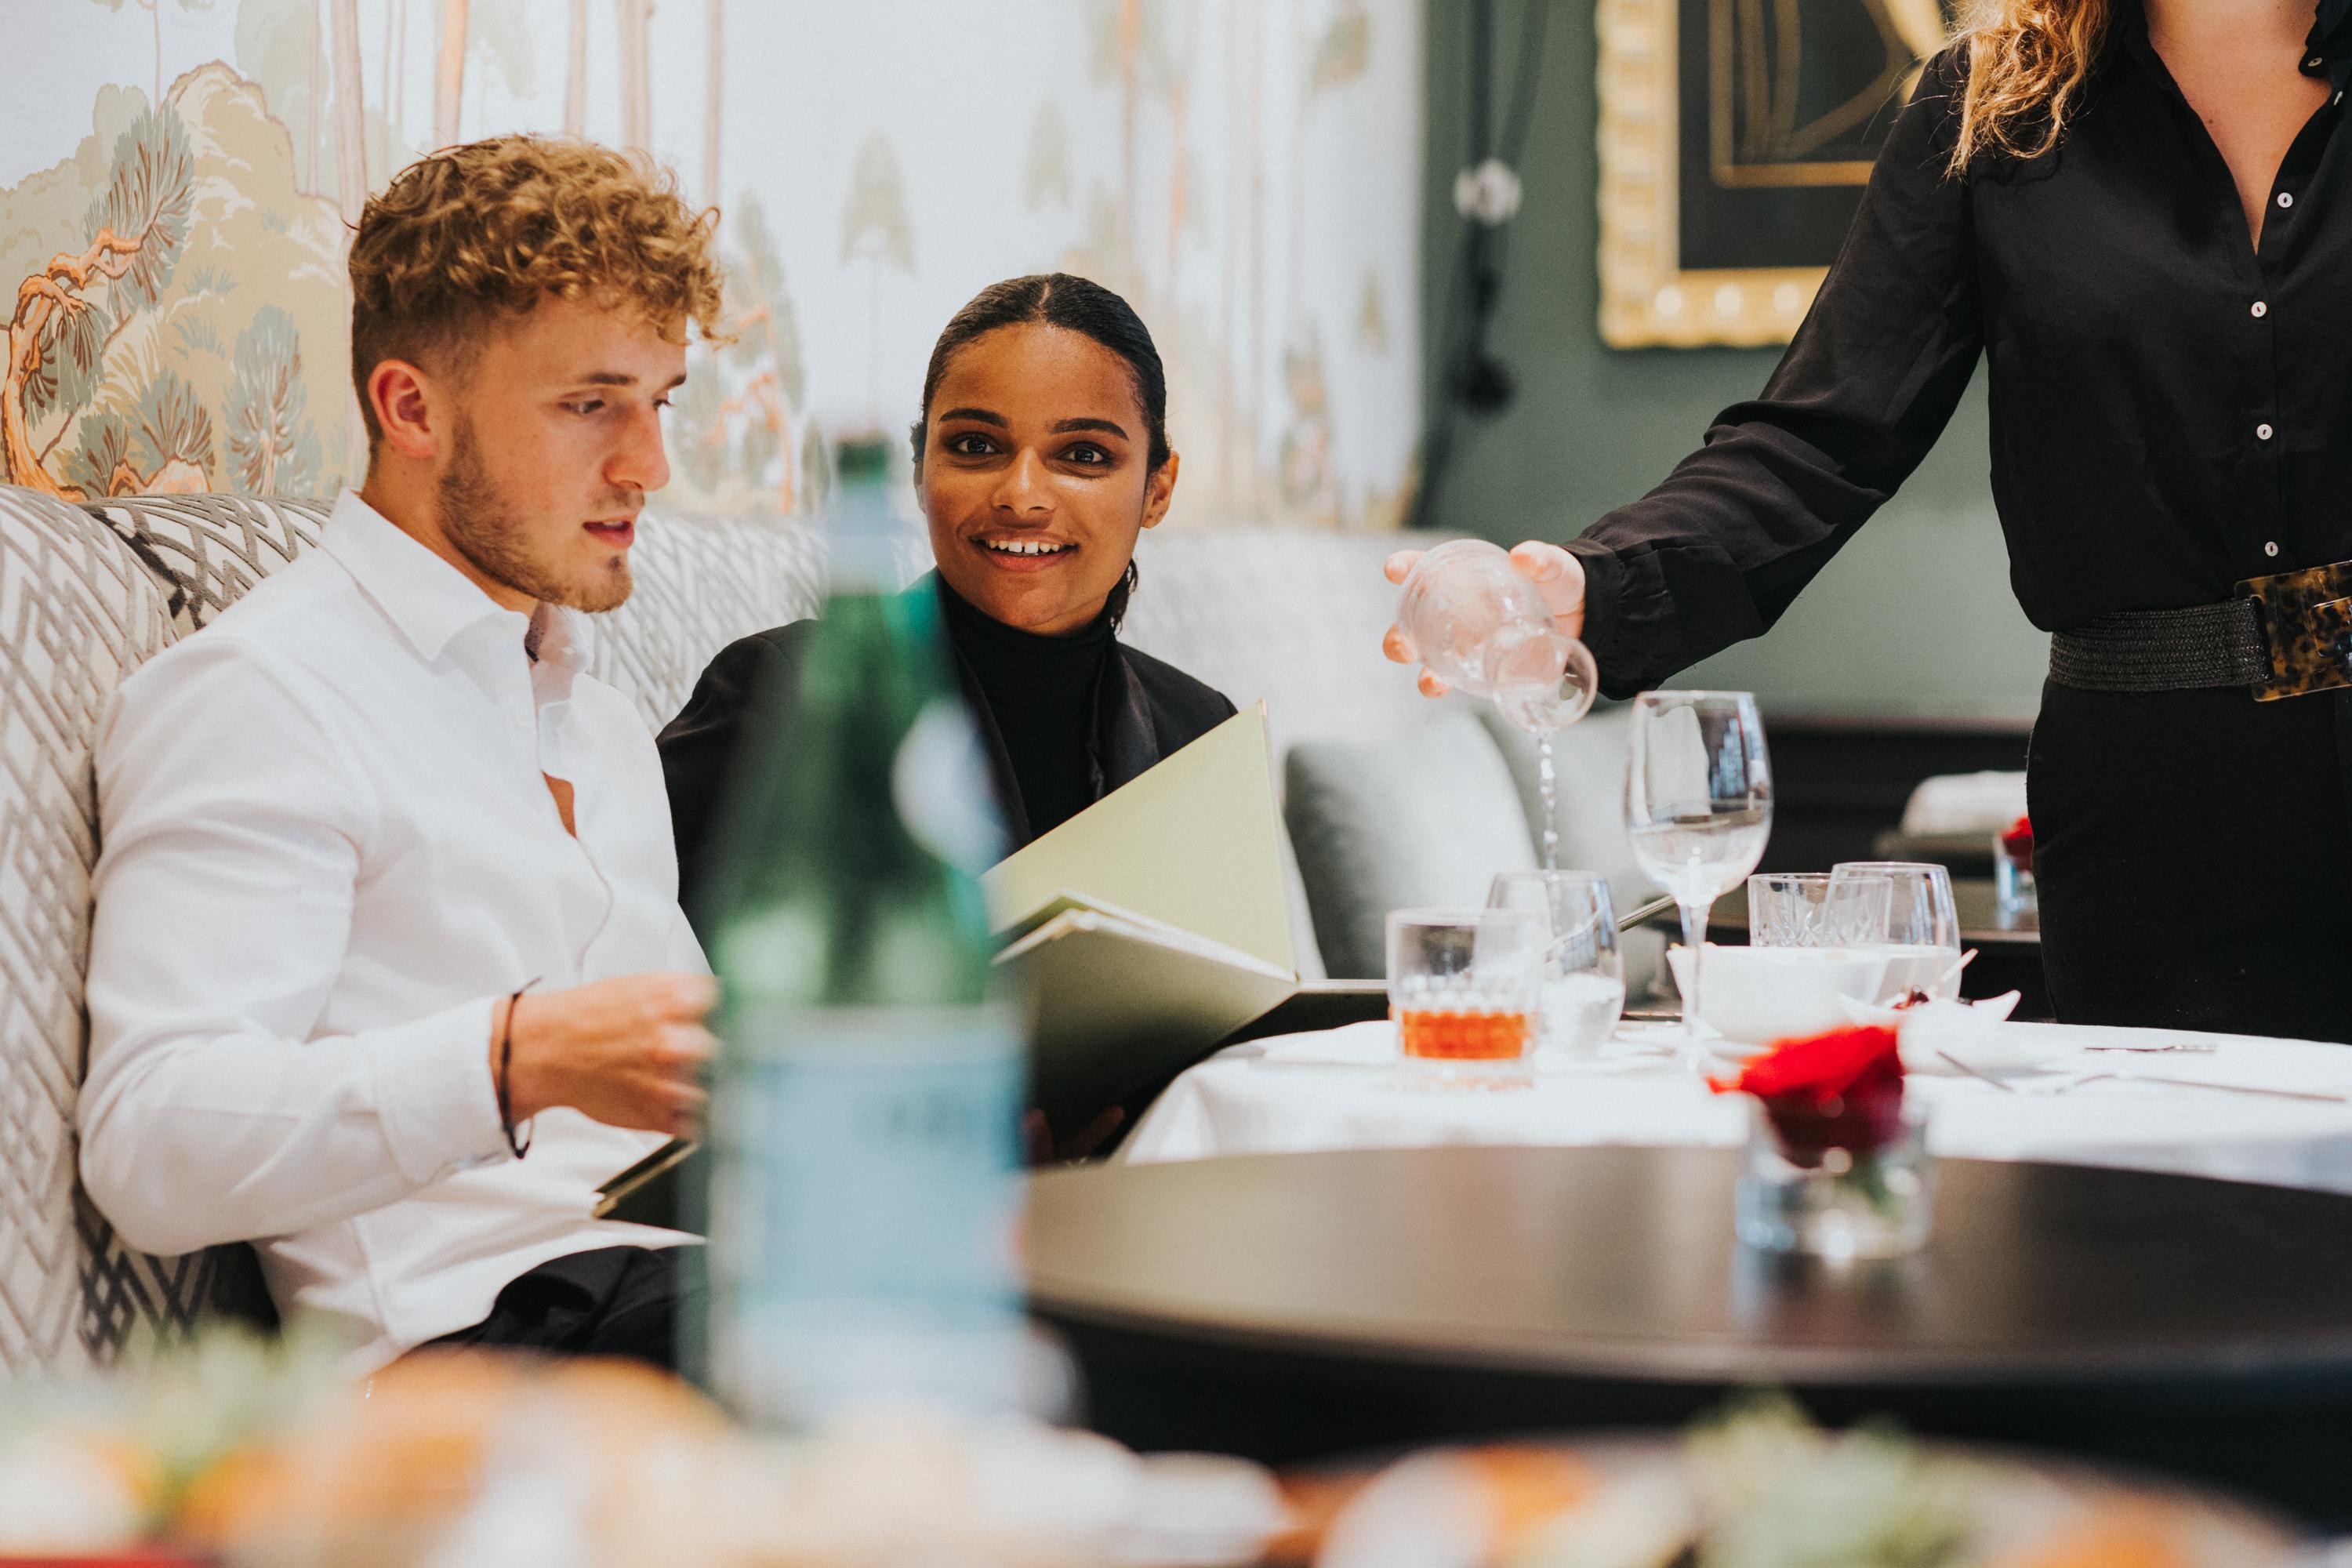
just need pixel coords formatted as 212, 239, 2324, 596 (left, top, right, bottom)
687, 436, 1027, 1428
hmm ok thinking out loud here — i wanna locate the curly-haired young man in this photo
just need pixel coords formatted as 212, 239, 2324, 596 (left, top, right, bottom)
79, 137, 730, 1370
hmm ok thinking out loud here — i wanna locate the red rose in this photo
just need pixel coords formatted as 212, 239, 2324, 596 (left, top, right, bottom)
1999, 814, 2033, 869
1709, 1025, 1906, 1168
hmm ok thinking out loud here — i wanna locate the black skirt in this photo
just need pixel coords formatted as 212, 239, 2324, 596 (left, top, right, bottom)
2028, 681, 2352, 1043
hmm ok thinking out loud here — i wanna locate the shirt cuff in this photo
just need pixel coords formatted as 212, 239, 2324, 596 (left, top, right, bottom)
366, 995, 510, 1182
1565, 539, 1639, 700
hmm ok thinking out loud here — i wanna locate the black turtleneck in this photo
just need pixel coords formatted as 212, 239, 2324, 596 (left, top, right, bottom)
660, 574, 1236, 913
936, 576, 1113, 840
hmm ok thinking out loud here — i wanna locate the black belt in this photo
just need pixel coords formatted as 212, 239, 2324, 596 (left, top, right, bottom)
2049, 561, 2352, 700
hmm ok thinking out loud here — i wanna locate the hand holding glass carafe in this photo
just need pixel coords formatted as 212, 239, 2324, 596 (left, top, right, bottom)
1385, 540, 1602, 869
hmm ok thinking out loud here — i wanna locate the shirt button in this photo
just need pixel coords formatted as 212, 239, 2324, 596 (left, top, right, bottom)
2267, 541, 2281, 558
2307, 53, 2325, 70
2278, 191, 2296, 210
2257, 423, 2275, 440
2252, 301, 2269, 318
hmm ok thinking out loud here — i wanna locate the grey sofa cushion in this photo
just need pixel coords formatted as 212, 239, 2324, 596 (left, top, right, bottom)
1283, 708, 1537, 981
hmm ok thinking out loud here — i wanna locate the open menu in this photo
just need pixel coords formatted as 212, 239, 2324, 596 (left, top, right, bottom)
597, 702, 1383, 1223
985, 703, 1385, 1131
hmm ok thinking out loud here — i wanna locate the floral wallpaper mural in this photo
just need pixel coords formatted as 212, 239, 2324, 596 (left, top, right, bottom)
3, 0, 1422, 530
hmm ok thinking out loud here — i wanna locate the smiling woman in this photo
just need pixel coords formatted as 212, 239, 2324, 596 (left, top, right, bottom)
659, 274, 1236, 909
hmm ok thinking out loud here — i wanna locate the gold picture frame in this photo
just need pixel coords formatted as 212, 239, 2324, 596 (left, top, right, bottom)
1598, 0, 1943, 347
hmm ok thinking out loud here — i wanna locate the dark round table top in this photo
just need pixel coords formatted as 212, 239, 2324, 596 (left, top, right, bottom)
1027, 1145, 2352, 1392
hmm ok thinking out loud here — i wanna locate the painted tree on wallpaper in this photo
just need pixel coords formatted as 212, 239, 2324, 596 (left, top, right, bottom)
4, 106, 194, 497
675, 195, 807, 514
227, 307, 323, 492
842, 132, 916, 426
13, 0, 1419, 527
1277, 0, 1375, 521
2, 66, 348, 499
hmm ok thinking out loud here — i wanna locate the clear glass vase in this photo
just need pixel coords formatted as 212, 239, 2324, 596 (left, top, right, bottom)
1734, 1099, 1933, 1261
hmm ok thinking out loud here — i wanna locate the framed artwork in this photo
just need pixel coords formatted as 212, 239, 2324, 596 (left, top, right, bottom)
1597, 0, 1946, 347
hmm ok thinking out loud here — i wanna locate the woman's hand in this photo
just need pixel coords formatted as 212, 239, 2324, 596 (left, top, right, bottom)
1381, 540, 1588, 696
1022, 1105, 1127, 1164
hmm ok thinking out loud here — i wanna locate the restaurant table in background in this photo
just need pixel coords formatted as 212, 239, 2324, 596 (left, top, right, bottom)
1121, 1021, 2352, 1196
1027, 1146, 2352, 1527
1652, 878, 2048, 1017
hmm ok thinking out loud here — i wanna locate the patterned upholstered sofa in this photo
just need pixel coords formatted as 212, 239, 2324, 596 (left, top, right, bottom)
0, 484, 1646, 1371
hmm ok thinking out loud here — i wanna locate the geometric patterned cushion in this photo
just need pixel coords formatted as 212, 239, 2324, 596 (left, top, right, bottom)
596, 508, 827, 731
0, 485, 180, 1371
8, 490, 822, 1370
81, 492, 331, 635
85, 495, 827, 734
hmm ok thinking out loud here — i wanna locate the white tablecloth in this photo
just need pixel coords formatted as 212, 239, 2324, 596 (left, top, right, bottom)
1120, 1020, 2352, 1195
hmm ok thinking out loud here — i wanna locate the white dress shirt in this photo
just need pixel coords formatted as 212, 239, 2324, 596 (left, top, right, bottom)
80, 491, 703, 1369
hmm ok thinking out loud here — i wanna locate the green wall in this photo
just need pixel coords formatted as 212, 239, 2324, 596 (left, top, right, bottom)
1418, 5, 2045, 720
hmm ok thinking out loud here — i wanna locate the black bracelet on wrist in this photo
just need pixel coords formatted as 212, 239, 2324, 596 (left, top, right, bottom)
495, 978, 541, 1160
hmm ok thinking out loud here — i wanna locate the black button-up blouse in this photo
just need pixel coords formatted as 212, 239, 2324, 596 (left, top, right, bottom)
1568, 4, 2352, 699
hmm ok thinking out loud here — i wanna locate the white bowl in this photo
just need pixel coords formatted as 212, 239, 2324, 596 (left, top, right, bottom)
1666, 943, 1891, 1049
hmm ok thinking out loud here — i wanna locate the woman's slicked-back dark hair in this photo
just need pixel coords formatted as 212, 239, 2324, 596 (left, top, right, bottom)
911, 273, 1171, 629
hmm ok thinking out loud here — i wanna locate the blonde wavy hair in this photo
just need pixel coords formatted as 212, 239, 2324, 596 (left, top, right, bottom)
348, 135, 728, 445
1948, 0, 2113, 172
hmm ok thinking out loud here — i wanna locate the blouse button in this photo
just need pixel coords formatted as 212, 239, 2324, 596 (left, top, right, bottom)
2258, 423, 2275, 441
2278, 191, 2296, 210
2267, 541, 2281, 558
2252, 301, 2269, 318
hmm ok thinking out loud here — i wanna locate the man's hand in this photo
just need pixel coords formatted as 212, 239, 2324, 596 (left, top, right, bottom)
496, 972, 718, 1137
1381, 540, 1588, 697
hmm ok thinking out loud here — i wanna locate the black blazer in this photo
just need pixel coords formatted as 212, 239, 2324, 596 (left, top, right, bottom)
659, 580, 1236, 922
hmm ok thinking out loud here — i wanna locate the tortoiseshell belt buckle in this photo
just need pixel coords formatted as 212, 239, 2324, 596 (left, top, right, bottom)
2239, 559, 2352, 701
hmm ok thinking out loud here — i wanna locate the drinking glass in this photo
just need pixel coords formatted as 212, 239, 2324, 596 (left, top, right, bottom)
1385, 907, 1546, 1083
1395, 539, 1599, 733
1748, 871, 1892, 949
1487, 871, 1624, 1060
1624, 691, 1773, 1047
1829, 861, 1962, 1000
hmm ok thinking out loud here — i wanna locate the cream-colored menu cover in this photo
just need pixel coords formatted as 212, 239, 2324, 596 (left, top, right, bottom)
982, 703, 1294, 972
982, 705, 1381, 1127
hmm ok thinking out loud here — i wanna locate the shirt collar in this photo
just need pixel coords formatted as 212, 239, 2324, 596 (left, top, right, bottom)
320, 490, 595, 670
2123, 2, 2350, 104
2311, 0, 2352, 92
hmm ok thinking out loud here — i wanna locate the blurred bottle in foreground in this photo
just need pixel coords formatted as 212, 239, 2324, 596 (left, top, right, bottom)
686, 435, 1038, 1428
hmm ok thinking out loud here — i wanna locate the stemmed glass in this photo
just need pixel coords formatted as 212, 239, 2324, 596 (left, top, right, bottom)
1624, 691, 1773, 1049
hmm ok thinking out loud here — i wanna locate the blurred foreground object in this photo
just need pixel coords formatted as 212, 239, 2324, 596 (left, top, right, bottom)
1294, 1398, 2299, 1568
690, 435, 1038, 1426
1, 1336, 1284, 1567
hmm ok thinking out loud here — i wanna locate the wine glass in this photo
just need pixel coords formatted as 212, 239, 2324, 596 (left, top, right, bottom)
1624, 691, 1773, 1050
1829, 861, 1962, 1000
